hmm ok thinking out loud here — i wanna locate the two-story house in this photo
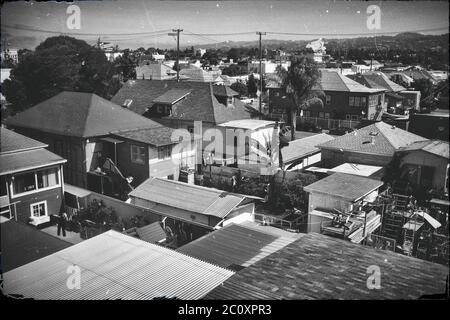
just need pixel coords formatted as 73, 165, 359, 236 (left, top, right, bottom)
5, 92, 197, 199
0, 127, 66, 226
268, 70, 386, 128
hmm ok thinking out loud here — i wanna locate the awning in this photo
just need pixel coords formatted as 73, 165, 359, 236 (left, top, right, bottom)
412, 210, 442, 229
100, 137, 124, 144
64, 184, 92, 198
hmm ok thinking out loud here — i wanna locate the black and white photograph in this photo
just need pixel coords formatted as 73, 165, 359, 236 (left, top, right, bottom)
0, 0, 449, 308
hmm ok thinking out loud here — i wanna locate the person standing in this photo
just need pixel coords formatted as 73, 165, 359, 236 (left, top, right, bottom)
57, 212, 68, 237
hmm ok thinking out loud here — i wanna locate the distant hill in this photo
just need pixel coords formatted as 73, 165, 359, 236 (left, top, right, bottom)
197, 33, 449, 53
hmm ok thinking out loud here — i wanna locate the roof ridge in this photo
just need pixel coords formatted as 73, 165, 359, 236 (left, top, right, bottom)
82, 93, 97, 137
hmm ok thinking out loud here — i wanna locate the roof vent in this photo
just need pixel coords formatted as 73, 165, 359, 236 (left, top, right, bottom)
369, 131, 379, 136
391, 125, 396, 129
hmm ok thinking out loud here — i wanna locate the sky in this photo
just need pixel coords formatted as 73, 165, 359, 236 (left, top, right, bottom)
1, 0, 449, 50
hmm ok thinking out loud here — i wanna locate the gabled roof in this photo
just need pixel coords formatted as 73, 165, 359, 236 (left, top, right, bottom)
2, 230, 234, 300
397, 140, 449, 159
153, 88, 192, 104
318, 70, 385, 93
318, 122, 428, 156
282, 133, 334, 164
204, 232, 449, 300
128, 177, 246, 219
111, 80, 252, 124
5, 92, 160, 138
303, 173, 383, 202
349, 72, 406, 92
177, 223, 300, 270
135, 63, 176, 80
0, 127, 47, 154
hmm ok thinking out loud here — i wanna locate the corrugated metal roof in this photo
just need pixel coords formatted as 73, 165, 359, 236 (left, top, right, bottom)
128, 178, 245, 218
177, 223, 300, 269
136, 222, 167, 244
2, 231, 234, 300
303, 173, 383, 202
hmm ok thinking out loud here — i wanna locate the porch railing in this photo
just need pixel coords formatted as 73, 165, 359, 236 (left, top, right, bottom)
298, 116, 361, 130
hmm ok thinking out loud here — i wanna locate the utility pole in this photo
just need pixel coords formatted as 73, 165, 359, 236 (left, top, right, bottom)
256, 32, 266, 119
169, 29, 183, 82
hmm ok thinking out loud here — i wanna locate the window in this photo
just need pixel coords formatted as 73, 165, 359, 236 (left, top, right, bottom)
30, 201, 47, 219
324, 112, 330, 119
351, 115, 359, 121
131, 145, 146, 164
349, 96, 355, 107
227, 97, 234, 105
37, 168, 59, 189
13, 172, 36, 194
158, 146, 172, 160
354, 97, 361, 107
325, 95, 331, 105
346, 114, 351, 120
1, 176, 7, 197
305, 111, 311, 118
361, 97, 367, 106
318, 112, 324, 118
157, 105, 164, 114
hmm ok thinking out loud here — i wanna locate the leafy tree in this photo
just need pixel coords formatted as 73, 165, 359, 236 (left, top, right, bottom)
230, 82, 248, 97
3, 36, 116, 114
273, 172, 317, 212
113, 49, 136, 82
222, 64, 245, 76
247, 74, 258, 97
277, 55, 324, 140
412, 78, 434, 108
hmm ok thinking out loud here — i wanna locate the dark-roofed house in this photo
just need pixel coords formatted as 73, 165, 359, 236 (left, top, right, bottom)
5, 91, 196, 198
303, 173, 384, 238
111, 80, 254, 134
269, 70, 386, 129
395, 140, 449, 196
0, 128, 66, 225
204, 232, 448, 300
281, 133, 335, 171
317, 121, 428, 167
128, 177, 258, 237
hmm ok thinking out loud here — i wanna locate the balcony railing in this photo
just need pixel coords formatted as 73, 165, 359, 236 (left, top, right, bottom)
298, 116, 361, 130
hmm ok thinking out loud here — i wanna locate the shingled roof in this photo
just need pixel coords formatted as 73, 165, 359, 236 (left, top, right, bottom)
0, 127, 47, 154
397, 140, 449, 159
111, 80, 252, 124
5, 92, 160, 138
317, 122, 428, 156
204, 232, 449, 300
349, 72, 406, 92
318, 70, 386, 93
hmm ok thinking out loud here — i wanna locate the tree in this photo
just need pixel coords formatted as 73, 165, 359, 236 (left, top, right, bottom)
412, 78, 434, 109
247, 74, 258, 97
113, 49, 136, 82
3, 36, 116, 114
230, 82, 248, 97
221, 64, 245, 77
277, 55, 324, 141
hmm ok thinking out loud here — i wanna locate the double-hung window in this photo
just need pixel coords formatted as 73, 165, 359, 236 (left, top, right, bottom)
131, 145, 146, 164
158, 146, 172, 160
325, 95, 331, 105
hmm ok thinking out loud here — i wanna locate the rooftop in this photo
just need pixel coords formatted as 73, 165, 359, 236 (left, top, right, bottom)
204, 232, 448, 300
112, 126, 178, 147
397, 140, 449, 159
111, 80, 252, 124
177, 223, 301, 270
303, 172, 384, 202
128, 178, 246, 219
0, 127, 47, 154
0, 219, 72, 273
0, 129, 67, 175
318, 70, 386, 93
153, 88, 192, 104
282, 133, 335, 164
349, 72, 406, 92
218, 119, 276, 130
2, 230, 234, 300
5, 92, 161, 138
327, 163, 384, 178
317, 122, 428, 156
